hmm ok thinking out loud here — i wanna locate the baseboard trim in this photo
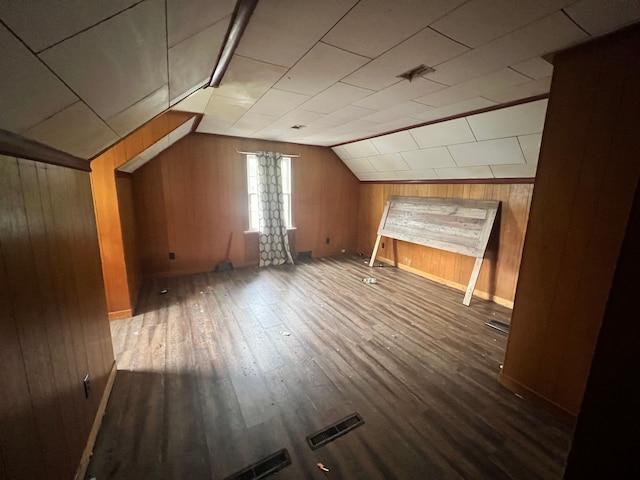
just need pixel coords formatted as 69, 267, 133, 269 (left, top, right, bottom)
108, 309, 132, 321
498, 372, 577, 426
75, 361, 117, 480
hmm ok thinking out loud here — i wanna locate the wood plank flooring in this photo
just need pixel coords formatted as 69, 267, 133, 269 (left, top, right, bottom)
88, 255, 573, 479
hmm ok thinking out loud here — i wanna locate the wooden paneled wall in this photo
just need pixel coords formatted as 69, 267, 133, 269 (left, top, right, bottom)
131, 134, 360, 277
358, 183, 533, 307
500, 26, 640, 421
0, 155, 114, 479
90, 111, 194, 319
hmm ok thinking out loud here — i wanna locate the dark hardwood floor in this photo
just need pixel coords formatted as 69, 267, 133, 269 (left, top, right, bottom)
88, 255, 573, 479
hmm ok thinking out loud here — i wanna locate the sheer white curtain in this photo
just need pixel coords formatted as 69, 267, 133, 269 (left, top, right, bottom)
256, 151, 294, 267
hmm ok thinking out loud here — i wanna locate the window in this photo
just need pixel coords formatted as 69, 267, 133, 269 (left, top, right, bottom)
247, 154, 291, 231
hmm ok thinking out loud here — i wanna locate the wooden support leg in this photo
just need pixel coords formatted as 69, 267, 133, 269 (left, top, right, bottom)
463, 257, 484, 306
369, 235, 382, 267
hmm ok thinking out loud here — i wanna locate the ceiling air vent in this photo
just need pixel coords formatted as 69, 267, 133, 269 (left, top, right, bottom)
291, 124, 306, 129
397, 64, 435, 82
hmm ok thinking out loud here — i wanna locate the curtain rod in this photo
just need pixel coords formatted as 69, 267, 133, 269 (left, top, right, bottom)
236, 149, 301, 158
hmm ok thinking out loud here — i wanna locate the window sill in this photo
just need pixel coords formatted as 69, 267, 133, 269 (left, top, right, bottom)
244, 227, 297, 235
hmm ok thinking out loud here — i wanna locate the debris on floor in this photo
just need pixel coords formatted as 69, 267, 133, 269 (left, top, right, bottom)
280, 330, 291, 336
160, 288, 168, 294
362, 277, 377, 284
317, 462, 329, 472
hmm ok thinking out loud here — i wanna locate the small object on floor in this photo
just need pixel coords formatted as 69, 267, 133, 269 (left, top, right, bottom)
160, 288, 168, 294
362, 277, 377, 284
485, 319, 510, 334
317, 463, 329, 472
280, 331, 291, 336
215, 233, 234, 272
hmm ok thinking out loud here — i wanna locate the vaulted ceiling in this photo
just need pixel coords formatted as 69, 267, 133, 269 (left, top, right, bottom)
1, 0, 639, 165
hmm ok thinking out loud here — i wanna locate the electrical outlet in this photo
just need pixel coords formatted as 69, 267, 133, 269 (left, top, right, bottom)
326, 237, 330, 244
169, 252, 175, 260
381, 242, 385, 249
83, 374, 91, 399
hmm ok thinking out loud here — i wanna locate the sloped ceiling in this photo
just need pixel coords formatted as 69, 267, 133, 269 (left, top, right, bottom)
0, 0, 639, 173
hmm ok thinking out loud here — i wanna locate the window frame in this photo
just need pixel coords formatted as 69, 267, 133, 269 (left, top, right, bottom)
247, 154, 292, 231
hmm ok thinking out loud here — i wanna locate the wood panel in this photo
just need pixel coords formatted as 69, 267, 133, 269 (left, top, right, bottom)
500, 25, 640, 419
116, 173, 141, 311
358, 183, 532, 307
131, 134, 360, 278
0, 154, 114, 479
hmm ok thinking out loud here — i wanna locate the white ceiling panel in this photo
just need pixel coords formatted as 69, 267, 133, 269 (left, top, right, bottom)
410, 118, 476, 149
483, 76, 552, 103
370, 131, 418, 154
429, 12, 588, 86
273, 43, 369, 96
518, 133, 543, 164
363, 117, 424, 135
342, 156, 376, 173
323, 0, 466, 58
361, 101, 432, 123
166, 0, 234, 47
331, 145, 352, 161
565, 0, 640, 36
173, 87, 214, 114
226, 112, 278, 137
490, 163, 537, 178
300, 83, 374, 114
343, 28, 469, 91
324, 119, 377, 135
411, 97, 497, 123
401, 147, 456, 169
511, 57, 554, 80
396, 169, 439, 181
369, 153, 411, 172
415, 68, 529, 107
269, 109, 325, 128
248, 89, 310, 116
435, 166, 494, 179
358, 171, 399, 181
448, 137, 525, 167
107, 85, 169, 136
0, 0, 138, 52
235, 0, 357, 67
315, 105, 377, 126
204, 95, 254, 123
467, 99, 548, 140
353, 78, 447, 110
39, 0, 167, 121
168, 18, 229, 103
0, 23, 78, 133
342, 139, 380, 158
23, 102, 118, 160
196, 115, 234, 134
431, 0, 575, 48
214, 55, 288, 102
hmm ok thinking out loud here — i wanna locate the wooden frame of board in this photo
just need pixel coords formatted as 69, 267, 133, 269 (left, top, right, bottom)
369, 196, 500, 306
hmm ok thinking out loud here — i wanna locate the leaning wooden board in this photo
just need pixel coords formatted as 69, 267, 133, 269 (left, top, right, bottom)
370, 196, 500, 306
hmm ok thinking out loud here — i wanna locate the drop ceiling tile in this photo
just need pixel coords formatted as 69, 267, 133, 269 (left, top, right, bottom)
368, 153, 410, 172
511, 57, 554, 80
467, 99, 548, 140
248, 89, 310, 116
196, 115, 234, 134
396, 169, 439, 181
169, 18, 229, 103
39, 0, 167, 121
300, 83, 374, 114
565, 0, 640, 36
251, 122, 293, 140
411, 97, 497, 123
483, 77, 552, 103
409, 117, 476, 149
342, 156, 376, 173
448, 137, 525, 167
370, 131, 418, 154
166, 0, 234, 47
24, 102, 118, 159
173, 87, 214, 114
214, 55, 288, 102
331, 145, 352, 160
0, 0, 138, 52
491, 163, 537, 178
361, 102, 432, 123
401, 147, 456, 169
435, 166, 494, 179
170, 81, 209, 107
429, 12, 588, 86
316, 105, 377, 126
415, 69, 529, 107
353, 78, 447, 110
269, 109, 325, 128
235, 0, 357, 67
273, 42, 369, 96
325, 119, 378, 134
204, 95, 254, 122
342, 139, 380, 158
431, 0, 574, 48
343, 28, 469, 91
226, 112, 278, 137
518, 133, 543, 164
358, 171, 399, 181
0, 23, 78, 133
363, 117, 421, 135
107, 85, 169, 136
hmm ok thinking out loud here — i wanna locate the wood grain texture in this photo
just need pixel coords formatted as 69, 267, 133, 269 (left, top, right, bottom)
88, 256, 572, 479
501, 25, 640, 417
131, 134, 359, 278
358, 183, 532, 306
0, 154, 114, 479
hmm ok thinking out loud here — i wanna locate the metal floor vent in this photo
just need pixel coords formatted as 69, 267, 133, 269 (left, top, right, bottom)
307, 412, 365, 450
223, 449, 291, 480
486, 320, 510, 334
